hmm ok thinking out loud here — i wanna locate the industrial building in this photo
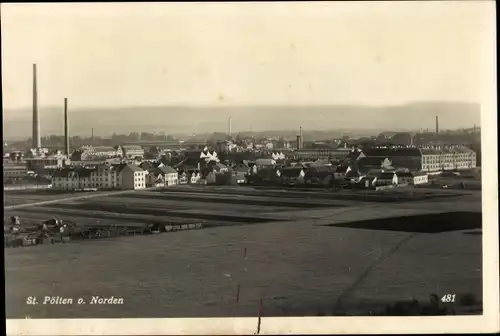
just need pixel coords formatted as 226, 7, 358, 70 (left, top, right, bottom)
363, 146, 476, 173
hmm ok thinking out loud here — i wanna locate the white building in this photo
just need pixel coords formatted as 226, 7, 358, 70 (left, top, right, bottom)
200, 147, 219, 162
121, 145, 145, 158
271, 152, 286, 161
119, 163, 147, 189
178, 170, 201, 184
80, 145, 122, 158
52, 163, 147, 190
421, 146, 476, 172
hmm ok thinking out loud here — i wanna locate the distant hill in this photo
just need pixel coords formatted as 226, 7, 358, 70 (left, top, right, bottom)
2, 102, 481, 140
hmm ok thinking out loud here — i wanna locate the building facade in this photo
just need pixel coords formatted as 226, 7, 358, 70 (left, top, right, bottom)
121, 145, 145, 158
51, 163, 147, 190
364, 146, 476, 173
373, 172, 398, 186
295, 148, 352, 161
397, 171, 429, 185
80, 145, 123, 158
4, 163, 29, 179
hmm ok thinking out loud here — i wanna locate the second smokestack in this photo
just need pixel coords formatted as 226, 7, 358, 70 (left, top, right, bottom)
435, 116, 439, 134
299, 126, 303, 149
64, 98, 69, 156
32, 64, 41, 149
228, 117, 232, 137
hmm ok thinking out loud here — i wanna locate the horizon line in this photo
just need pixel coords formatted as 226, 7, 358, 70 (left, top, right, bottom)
3, 100, 481, 111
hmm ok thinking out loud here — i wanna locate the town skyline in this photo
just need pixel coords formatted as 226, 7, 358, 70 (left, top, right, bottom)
3, 101, 481, 141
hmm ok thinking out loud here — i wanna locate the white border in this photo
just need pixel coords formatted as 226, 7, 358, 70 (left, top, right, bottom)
4, 316, 499, 335
4, 1, 499, 334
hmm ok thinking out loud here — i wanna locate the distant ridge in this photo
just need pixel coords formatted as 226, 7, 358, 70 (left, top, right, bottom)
2, 102, 480, 140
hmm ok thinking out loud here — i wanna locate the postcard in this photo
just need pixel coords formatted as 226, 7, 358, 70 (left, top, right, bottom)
3, 1, 498, 335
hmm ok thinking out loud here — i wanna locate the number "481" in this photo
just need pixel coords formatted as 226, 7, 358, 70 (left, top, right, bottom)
441, 294, 456, 303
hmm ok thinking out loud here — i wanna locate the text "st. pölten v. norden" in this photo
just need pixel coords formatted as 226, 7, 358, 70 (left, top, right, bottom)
26, 296, 124, 305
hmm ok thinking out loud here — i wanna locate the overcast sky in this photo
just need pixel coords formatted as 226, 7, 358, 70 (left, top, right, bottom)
1, 1, 495, 110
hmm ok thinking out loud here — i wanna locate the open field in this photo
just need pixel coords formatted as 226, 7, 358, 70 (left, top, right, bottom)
163, 184, 476, 201
3, 189, 132, 208
4, 187, 483, 318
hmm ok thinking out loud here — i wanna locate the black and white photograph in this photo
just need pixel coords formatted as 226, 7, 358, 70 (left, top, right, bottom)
3, 2, 498, 335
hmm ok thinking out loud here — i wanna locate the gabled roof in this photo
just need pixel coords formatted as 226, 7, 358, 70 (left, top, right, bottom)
357, 157, 387, 167
178, 168, 200, 175
364, 147, 422, 157
52, 167, 96, 178
157, 166, 177, 174
420, 148, 441, 155
91, 146, 116, 152
140, 161, 155, 170
115, 163, 144, 174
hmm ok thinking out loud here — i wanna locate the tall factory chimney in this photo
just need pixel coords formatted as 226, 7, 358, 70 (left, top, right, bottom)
299, 126, 303, 149
435, 116, 439, 134
296, 135, 301, 150
32, 64, 41, 149
64, 98, 69, 156
228, 117, 232, 137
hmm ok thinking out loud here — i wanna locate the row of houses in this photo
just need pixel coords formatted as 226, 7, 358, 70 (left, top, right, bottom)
290, 145, 476, 173
17, 142, 476, 189
51, 162, 178, 190
247, 165, 429, 188
50, 151, 237, 190
37, 154, 432, 191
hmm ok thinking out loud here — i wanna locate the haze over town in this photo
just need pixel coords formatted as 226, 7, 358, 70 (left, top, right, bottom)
2, 2, 491, 139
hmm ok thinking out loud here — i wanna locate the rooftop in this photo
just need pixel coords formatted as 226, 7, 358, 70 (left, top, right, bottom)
364, 147, 422, 157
